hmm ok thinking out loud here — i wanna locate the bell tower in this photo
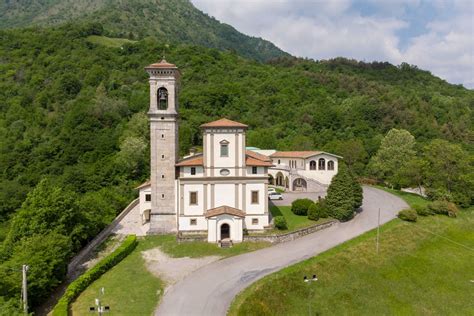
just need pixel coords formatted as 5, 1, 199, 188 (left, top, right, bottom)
145, 59, 180, 233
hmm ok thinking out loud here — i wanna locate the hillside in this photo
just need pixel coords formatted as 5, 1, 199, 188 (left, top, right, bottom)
0, 22, 472, 310
0, 0, 288, 62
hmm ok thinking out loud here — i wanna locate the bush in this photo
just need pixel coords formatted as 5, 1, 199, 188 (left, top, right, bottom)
398, 209, 418, 222
308, 199, 329, 221
291, 199, 313, 216
274, 216, 288, 230
428, 200, 459, 217
413, 204, 433, 216
51, 235, 137, 316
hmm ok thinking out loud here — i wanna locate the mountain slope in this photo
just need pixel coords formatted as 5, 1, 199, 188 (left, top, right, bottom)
0, 0, 289, 61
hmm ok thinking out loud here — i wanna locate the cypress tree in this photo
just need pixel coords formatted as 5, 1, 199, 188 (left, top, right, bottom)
326, 163, 357, 221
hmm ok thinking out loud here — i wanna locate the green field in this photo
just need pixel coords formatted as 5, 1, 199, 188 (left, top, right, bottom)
70, 235, 269, 315
86, 35, 137, 48
270, 205, 332, 232
230, 198, 474, 315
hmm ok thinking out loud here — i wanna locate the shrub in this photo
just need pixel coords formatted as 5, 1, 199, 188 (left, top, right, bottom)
398, 209, 417, 222
291, 199, 313, 216
412, 204, 433, 216
51, 235, 137, 316
274, 216, 287, 230
308, 199, 329, 221
428, 201, 459, 217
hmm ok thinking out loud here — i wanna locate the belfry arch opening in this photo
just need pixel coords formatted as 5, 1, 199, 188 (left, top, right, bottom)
157, 87, 168, 110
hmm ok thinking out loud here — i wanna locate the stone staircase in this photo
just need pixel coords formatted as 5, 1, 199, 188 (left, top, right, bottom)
290, 171, 328, 192
219, 239, 233, 248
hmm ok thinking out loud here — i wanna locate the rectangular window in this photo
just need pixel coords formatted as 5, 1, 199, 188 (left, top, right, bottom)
220, 144, 228, 157
190, 219, 197, 226
252, 166, 258, 174
190, 192, 198, 205
251, 191, 259, 204
191, 167, 196, 175
145, 194, 151, 202
252, 218, 259, 225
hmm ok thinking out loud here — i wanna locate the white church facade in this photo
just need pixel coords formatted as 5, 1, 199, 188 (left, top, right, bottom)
137, 59, 272, 243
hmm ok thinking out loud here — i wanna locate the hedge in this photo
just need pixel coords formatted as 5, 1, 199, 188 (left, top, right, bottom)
51, 235, 138, 316
274, 216, 288, 230
398, 209, 418, 222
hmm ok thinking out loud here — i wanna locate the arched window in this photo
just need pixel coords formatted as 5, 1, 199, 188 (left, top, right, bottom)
309, 160, 316, 170
157, 87, 168, 110
318, 158, 326, 170
328, 160, 335, 170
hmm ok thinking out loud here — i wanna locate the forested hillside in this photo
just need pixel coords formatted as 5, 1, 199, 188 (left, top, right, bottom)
0, 0, 288, 62
0, 19, 472, 312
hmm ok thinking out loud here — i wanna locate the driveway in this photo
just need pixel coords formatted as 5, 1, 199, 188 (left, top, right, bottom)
156, 186, 408, 316
271, 191, 327, 206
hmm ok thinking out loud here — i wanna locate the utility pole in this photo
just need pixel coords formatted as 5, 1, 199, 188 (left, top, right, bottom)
376, 208, 381, 254
22, 264, 29, 315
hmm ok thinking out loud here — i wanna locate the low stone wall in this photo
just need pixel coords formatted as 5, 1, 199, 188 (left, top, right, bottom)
243, 220, 337, 244
177, 233, 207, 242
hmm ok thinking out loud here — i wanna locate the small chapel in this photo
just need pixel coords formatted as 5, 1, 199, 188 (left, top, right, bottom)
137, 59, 273, 243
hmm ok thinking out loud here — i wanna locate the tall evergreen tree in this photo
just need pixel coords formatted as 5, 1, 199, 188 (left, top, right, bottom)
326, 163, 357, 221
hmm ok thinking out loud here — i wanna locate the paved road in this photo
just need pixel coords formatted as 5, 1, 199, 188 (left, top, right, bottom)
156, 186, 408, 316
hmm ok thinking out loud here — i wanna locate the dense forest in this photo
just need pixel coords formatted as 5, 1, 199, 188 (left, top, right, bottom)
0, 1, 473, 312
0, 0, 288, 62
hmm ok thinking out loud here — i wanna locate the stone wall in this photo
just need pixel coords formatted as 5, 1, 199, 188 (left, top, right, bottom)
243, 220, 337, 243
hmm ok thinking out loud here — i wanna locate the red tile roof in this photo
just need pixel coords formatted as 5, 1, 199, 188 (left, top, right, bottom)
136, 180, 151, 189
146, 59, 177, 69
205, 205, 245, 218
200, 118, 248, 128
176, 155, 203, 166
270, 151, 322, 158
245, 150, 273, 166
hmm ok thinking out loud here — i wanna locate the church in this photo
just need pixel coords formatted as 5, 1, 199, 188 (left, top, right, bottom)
137, 59, 273, 243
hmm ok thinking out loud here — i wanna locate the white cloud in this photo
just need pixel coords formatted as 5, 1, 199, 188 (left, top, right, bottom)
192, 0, 474, 88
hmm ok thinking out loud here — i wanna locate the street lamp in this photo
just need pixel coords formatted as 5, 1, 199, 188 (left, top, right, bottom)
304, 274, 318, 316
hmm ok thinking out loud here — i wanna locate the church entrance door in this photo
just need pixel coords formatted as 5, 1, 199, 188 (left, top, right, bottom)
220, 223, 230, 239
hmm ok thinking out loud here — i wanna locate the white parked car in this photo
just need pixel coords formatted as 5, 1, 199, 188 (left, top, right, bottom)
268, 192, 283, 200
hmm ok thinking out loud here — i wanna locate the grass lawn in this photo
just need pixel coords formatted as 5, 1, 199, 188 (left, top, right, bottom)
230, 203, 474, 315
270, 205, 332, 232
71, 235, 269, 315
86, 35, 137, 48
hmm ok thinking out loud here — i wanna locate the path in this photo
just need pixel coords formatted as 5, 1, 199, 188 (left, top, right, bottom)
156, 186, 408, 316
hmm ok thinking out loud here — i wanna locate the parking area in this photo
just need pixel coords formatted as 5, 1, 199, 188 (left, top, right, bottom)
271, 190, 327, 206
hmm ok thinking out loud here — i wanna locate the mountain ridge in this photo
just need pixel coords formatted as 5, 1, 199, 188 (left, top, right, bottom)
0, 0, 289, 62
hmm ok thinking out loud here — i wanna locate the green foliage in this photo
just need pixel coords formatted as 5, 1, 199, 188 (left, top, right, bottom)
0, 0, 287, 62
0, 297, 22, 316
423, 139, 473, 206
274, 216, 288, 230
0, 233, 72, 307
307, 199, 329, 221
51, 235, 137, 316
427, 201, 459, 217
325, 164, 360, 221
291, 199, 314, 216
369, 129, 416, 187
398, 209, 418, 222
412, 205, 434, 216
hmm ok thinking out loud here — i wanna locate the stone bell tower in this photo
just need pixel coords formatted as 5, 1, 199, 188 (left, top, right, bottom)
145, 59, 180, 233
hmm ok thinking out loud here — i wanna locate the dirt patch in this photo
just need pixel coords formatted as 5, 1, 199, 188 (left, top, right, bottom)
142, 248, 221, 290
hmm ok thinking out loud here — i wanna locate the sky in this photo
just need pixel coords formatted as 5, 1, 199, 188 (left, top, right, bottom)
192, 0, 474, 88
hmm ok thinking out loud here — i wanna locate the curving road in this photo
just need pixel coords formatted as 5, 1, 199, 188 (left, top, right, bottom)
156, 186, 408, 316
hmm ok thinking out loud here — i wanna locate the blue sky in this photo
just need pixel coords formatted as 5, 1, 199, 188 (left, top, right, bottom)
192, 0, 473, 88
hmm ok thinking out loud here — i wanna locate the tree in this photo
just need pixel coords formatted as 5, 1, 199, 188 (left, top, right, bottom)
324, 139, 368, 175
325, 164, 357, 221
422, 139, 473, 206
369, 129, 416, 187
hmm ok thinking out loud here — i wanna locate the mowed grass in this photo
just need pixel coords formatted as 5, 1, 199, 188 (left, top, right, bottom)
71, 235, 269, 315
270, 205, 332, 232
230, 206, 474, 315
86, 35, 137, 48
70, 237, 163, 316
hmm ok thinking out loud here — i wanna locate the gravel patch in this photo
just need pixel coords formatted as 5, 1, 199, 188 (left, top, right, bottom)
142, 248, 221, 290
